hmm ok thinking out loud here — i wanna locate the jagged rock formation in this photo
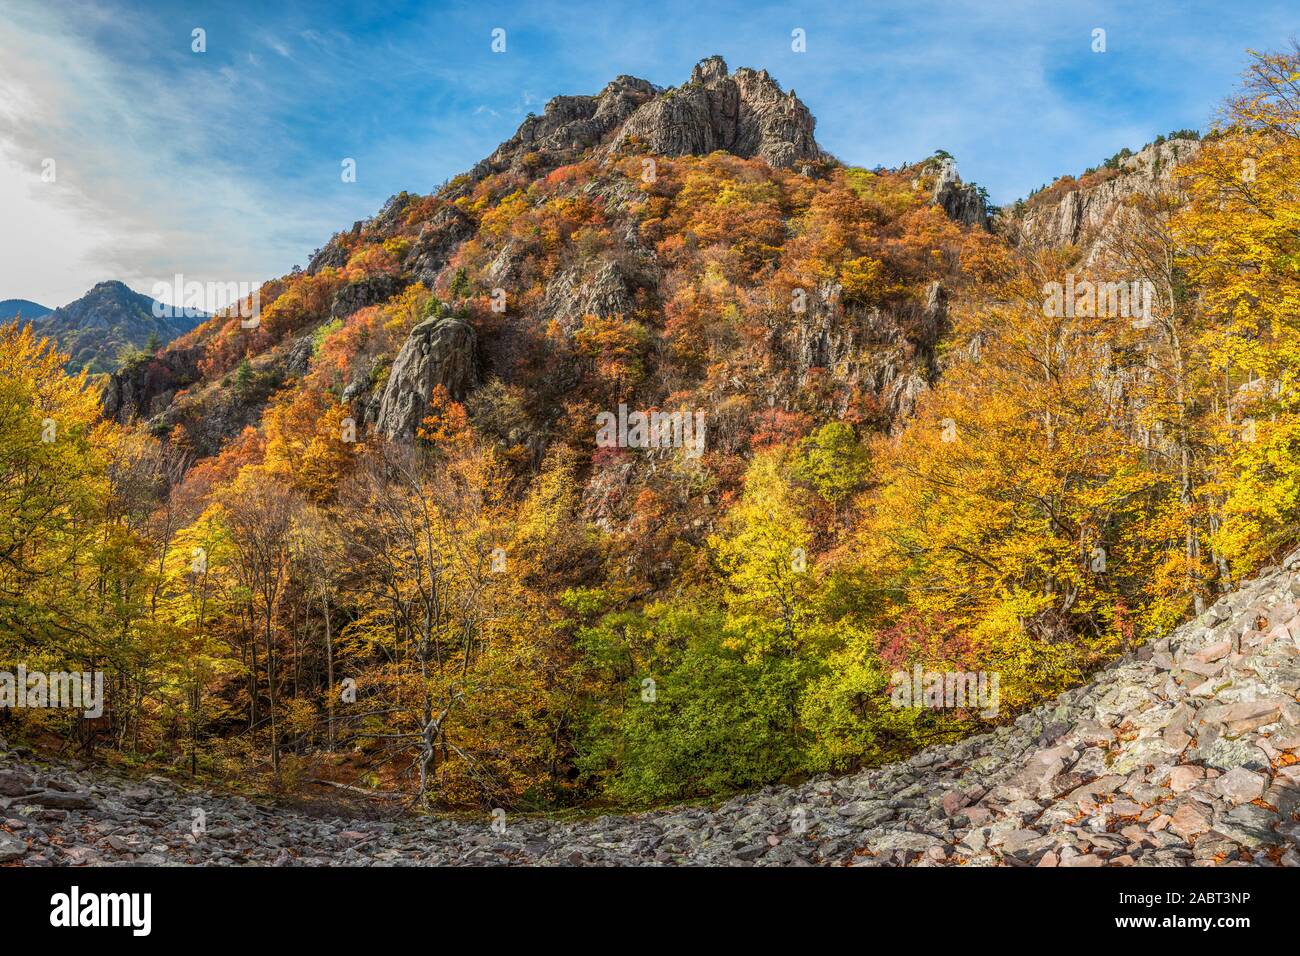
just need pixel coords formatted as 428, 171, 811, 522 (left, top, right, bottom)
330, 275, 405, 320
375, 309, 478, 440
777, 279, 949, 422
606, 56, 822, 170
1013, 137, 1201, 259
106, 336, 311, 457
406, 206, 476, 287
930, 159, 988, 228
466, 75, 659, 186
101, 346, 203, 423
540, 260, 642, 335
9, 552, 1298, 866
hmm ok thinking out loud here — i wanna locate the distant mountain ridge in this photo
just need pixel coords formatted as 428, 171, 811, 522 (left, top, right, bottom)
0, 298, 53, 322
32, 280, 206, 374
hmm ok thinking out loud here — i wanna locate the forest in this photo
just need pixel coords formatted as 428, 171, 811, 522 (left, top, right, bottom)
3, 46, 1299, 813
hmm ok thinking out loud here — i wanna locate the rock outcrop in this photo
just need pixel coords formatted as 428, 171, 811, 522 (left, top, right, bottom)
540, 260, 641, 334
102, 346, 203, 423
374, 309, 478, 440
456, 56, 821, 192
405, 206, 476, 287
9, 552, 1299, 867
330, 274, 407, 320
778, 279, 949, 422
930, 159, 988, 228
465, 75, 659, 186
1014, 137, 1201, 260
606, 56, 822, 170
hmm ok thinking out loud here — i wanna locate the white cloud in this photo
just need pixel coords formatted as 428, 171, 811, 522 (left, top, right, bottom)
0, 1, 330, 308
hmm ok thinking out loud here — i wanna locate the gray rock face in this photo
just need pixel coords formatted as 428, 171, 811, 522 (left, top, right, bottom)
1014, 138, 1201, 260
459, 56, 821, 192
541, 260, 639, 334
0, 830, 26, 863
466, 75, 659, 186
607, 56, 821, 169
406, 207, 476, 287
374, 311, 478, 440
101, 346, 204, 423
928, 159, 988, 228
330, 275, 405, 321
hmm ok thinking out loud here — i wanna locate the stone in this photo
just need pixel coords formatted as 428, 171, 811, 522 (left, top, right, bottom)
1211, 805, 1280, 849
0, 830, 27, 862
0, 771, 34, 798
1168, 801, 1214, 840
941, 790, 970, 816
1166, 765, 1205, 793
1214, 768, 1266, 806
374, 311, 478, 440
1201, 737, 1271, 773
20, 791, 94, 810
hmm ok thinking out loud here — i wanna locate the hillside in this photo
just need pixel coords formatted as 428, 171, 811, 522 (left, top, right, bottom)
4, 549, 1298, 866
0, 298, 52, 322
1005, 135, 1203, 260
37, 280, 205, 374
7, 43, 1300, 824
110, 56, 987, 464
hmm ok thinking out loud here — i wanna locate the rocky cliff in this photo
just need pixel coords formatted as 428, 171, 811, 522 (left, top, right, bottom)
606, 56, 823, 171
1012, 137, 1201, 259
459, 54, 822, 191
929, 158, 989, 228
6, 550, 1299, 867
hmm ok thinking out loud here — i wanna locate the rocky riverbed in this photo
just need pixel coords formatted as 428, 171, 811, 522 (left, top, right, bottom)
5, 556, 1300, 867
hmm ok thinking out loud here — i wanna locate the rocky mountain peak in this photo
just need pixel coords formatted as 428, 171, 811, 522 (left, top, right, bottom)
463, 56, 822, 189
928, 157, 989, 229
607, 55, 821, 170
689, 54, 729, 86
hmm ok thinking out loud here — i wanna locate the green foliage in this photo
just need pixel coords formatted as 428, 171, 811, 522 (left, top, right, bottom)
799, 626, 921, 771
311, 318, 343, 357
579, 604, 811, 804
792, 422, 871, 505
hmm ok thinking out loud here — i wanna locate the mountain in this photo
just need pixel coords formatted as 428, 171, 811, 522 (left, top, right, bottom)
0, 298, 52, 322
65, 47, 1298, 817
41, 280, 206, 374
109, 55, 981, 460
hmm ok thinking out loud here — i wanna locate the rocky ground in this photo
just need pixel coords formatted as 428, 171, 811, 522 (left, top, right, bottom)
5, 555, 1300, 867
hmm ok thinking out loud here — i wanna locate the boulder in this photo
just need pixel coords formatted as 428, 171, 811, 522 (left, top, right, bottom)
374, 311, 478, 440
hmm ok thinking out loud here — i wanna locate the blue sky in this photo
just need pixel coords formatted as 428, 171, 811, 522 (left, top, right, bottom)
2, 0, 1296, 307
